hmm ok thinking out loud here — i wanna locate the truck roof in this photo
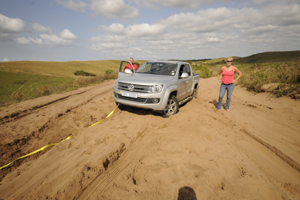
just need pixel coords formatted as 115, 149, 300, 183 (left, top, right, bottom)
146, 60, 189, 64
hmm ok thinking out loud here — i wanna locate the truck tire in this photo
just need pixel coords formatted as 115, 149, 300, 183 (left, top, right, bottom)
192, 85, 198, 99
162, 95, 179, 118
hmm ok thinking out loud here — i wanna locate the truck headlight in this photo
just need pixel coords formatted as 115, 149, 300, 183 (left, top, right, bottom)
148, 84, 163, 93
114, 81, 119, 89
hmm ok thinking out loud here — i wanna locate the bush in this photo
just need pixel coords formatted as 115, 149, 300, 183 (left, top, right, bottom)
105, 69, 114, 75
238, 62, 300, 98
192, 60, 300, 99
192, 64, 213, 78
74, 70, 96, 76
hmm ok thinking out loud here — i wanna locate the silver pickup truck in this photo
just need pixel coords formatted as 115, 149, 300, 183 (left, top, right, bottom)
113, 60, 199, 117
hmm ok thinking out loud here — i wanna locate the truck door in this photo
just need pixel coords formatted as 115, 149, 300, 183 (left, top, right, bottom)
177, 64, 193, 100
185, 65, 194, 96
118, 61, 135, 78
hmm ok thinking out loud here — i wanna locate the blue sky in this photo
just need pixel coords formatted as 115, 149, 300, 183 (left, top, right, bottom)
0, 0, 300, 61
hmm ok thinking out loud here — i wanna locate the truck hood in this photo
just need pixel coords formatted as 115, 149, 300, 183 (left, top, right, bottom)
117, 73, 175, 85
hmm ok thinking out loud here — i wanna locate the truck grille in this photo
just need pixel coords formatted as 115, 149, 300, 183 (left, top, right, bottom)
118, 82, 150, 93
115, 93, 147, 102
114, 93, 160, 104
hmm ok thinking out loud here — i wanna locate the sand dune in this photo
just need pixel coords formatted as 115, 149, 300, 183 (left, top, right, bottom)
0, 77, 300, 199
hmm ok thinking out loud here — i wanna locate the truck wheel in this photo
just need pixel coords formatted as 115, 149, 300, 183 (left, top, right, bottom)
162, 95, 179, 117
192, 85, 198, 99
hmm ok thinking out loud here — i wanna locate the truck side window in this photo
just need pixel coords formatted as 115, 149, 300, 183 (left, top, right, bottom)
185, 65, 191, 76
179, 65, 185, 77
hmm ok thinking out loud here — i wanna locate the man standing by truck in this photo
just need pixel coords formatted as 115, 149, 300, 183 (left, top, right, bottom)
123, 57, 138, 72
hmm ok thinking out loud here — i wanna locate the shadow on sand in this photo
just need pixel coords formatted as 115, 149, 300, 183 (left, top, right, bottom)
177, 186, 197, 200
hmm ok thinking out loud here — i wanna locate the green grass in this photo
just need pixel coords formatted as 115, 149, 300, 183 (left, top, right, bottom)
0, 71, 75, 106
0, 60, 146, 107
238, 62, 300, 98
234, 50, 300, 63
0, 51, 299, 107
193, 50, 300, 65
190, 51, 300, 99
74, 70, 96, 76
0, 60, 120, 77
191, 59, 300, 99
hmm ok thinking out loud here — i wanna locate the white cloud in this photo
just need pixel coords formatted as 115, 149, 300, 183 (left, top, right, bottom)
88, 42, 124, 51
127, 23, 165, 37
90, 35, 126, 42
130, 0, 160, 10
133, 0, 245, 9
252, 0, 299, 6
98, 23, 126, 34
29, 37, 43, 45
159, 5, 300, 34
90, 0, 140, 19
15, 37, 30, 44
0, 14, 26, 33
11, 22, 75, 46
6, 0, 297, 60
146, 0, 207, 9
89, 1, 300, 60
60, 29, 78, 39
55, 0, 140, 19
40, 34, 73, 46
15, 36, 44, 45
207, 37, 222, 42
265, 4, 300, 26
55, 0, 87, 12
241, 25, 277, 35
2, 57, 9, 62
161, 7, 246, 33
32, 23, 52, 33
99, 23, 165, 38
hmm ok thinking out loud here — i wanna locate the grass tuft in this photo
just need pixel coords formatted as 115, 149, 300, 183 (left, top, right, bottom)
74, 70, 96, 76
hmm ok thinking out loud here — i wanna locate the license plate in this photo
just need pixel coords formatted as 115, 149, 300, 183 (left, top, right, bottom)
121, 91, 137, 98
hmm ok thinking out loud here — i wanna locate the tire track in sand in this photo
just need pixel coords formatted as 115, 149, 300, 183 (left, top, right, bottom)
242, 128, 300, 173
0, 81, 114, 181
0, 81, 113, 125
78, 127, 153, 200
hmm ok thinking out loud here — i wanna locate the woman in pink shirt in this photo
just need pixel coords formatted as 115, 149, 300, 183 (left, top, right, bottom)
217, 57, 242, 110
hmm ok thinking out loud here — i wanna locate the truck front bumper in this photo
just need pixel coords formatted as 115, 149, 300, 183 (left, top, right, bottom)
113, 88, 167, 111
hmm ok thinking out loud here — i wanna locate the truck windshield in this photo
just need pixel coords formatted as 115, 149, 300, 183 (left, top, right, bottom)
136, 62, 177, 76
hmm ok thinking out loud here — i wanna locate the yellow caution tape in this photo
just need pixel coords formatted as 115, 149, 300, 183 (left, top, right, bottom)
0, 136, 71, 170
1, 105, 118, 170
89, 105, 119, 128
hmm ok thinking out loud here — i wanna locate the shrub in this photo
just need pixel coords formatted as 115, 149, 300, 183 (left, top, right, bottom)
14, 91, 24, 101
105, 69, 114, 75
74, 70, 96, 76
192, 64, 213, 78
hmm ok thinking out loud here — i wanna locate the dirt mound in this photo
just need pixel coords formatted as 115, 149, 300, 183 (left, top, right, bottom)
0, 78, 300, 199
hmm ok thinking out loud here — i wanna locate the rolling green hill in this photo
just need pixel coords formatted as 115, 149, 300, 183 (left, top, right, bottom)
234, 50, 300, 63
0, 51, 299, 107
201, 50, 300, 65
0, 60, 145, 77
0, 60, 146, 107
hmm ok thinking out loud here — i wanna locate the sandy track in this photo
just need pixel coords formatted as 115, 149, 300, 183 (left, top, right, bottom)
0, 78, 299, 199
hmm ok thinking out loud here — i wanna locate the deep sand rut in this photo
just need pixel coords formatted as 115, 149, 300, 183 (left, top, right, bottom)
0, 78, 300, 199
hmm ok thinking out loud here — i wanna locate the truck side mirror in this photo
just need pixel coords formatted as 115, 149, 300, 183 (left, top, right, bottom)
124, 69, 133, 74
181, 72, 189, 79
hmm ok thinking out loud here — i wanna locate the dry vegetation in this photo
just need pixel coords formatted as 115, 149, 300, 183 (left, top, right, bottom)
0, 60, 145, 107
191, 52, 300, 99
0, 60, 123, 77
0, 51, 299, 107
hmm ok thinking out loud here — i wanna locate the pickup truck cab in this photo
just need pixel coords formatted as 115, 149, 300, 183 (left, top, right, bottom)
113, 60, 199, 117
